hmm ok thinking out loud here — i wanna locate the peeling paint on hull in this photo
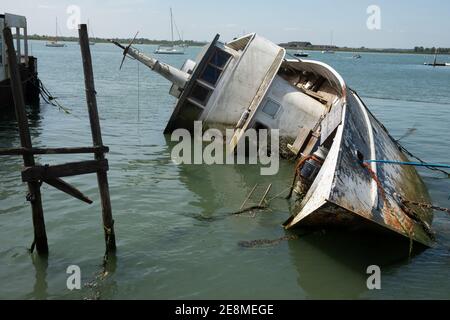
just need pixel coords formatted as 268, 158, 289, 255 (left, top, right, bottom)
285, 89, 434, 247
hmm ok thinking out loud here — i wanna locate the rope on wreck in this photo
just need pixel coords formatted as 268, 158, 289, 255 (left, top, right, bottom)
394, 193, 450, 215
364, 159, 450, 170
286, 155, 314, 199
351, 90, 450, 178
37, 78, 72, 114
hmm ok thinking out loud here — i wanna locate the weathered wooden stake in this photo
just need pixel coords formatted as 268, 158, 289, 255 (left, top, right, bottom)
3, 27, 49, 254
78, 24, 116, 252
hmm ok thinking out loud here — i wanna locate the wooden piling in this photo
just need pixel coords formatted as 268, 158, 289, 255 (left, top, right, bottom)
78, 24, 116, 252
3, 27, 49, 254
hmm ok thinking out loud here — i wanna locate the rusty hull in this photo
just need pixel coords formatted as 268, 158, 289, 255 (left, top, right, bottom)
285, 89, 434, 247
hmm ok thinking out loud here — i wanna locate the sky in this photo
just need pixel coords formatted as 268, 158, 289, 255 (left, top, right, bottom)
2, 0, 450, 48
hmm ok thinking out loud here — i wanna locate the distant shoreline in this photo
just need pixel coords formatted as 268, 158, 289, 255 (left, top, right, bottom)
283, 47, 450, 55
27, 34, 450, 55
27, 34, 207, 47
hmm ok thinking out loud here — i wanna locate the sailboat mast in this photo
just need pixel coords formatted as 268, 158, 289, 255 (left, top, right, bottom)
55, 17, 58, 41
170, 8, 174, 45
433, 48, 438, 66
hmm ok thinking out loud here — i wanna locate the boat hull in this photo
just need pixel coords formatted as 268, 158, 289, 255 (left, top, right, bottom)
285, 89, 434, 247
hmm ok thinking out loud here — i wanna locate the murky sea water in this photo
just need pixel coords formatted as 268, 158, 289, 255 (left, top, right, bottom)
0, 41, 449, 299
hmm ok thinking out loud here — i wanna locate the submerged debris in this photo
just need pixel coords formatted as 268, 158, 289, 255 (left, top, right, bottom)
238, 235, 299, 249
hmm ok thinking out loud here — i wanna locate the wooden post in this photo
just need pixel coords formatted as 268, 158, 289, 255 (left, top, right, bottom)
78, 24, 116, 252
3, 27, 49, 254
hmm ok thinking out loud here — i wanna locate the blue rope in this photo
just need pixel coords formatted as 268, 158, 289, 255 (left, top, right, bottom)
364, 160, 450, 169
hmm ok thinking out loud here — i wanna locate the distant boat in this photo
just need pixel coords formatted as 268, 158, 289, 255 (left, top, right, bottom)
46, 17, 66, 47
322, 31, 335, 54
293, 50, 309, 58
155, 8, 184, 55
424, 48, 449, 67
353, 54, 362, 59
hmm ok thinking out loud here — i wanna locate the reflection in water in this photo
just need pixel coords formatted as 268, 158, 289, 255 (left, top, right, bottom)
85, 253, 118, 300
288, 230, 424, 299
163, 135, 294, 220
29, 254, 48, 300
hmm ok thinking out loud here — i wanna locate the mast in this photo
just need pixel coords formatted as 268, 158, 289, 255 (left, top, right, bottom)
55, 17, 58, 42
170, 7, 174, 46
433, 48, 438, 66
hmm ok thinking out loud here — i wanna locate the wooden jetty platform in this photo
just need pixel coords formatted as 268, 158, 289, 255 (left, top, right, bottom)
0, 24, 116, 255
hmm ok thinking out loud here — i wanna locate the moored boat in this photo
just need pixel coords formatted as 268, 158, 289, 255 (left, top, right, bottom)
293, 50, 309, 58
45, 17, 66, 47
111, 33, 434, 246
154, 8, 184, 55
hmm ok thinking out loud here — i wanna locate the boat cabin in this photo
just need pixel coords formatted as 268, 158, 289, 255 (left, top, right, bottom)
0, 13, 39, 111
0, 13, 30, 82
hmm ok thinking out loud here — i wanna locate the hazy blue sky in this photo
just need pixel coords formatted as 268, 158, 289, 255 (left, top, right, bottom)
3, 0, 450, 48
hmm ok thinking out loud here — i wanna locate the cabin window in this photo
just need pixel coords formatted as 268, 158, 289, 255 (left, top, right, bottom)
190, 83, 211, 105
262, 99, 281, 119
200, 65, 221, 86
210, 50, 231, 68
199, 48, 231, 87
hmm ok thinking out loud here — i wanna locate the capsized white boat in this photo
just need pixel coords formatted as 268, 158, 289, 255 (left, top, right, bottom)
111, 33, 434, 246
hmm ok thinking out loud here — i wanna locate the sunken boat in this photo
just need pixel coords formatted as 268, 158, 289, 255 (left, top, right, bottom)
111, 33, 434, 246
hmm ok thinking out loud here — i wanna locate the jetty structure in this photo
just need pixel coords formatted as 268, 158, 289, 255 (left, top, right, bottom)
0, 13, 40, 112
111, 33, 435, 247
0, 24, 116, 256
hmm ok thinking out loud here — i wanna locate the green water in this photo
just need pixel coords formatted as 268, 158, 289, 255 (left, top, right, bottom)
0, 41, 449, 299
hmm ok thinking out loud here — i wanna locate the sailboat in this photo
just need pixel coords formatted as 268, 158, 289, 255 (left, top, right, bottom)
424, 48, 449, 67
46, 18, 66, 47
155, 8, 184, 55
322, 31, 335, 54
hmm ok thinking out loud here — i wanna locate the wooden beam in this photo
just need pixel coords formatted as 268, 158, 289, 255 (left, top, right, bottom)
79, 24, 116, 252
3, 27, 48, 255
22, 159, 108, 182
0, 146, 109, 156
44, 178, 93, 204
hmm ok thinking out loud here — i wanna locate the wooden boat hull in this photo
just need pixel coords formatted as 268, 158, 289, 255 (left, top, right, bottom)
285, 89, 434, 247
